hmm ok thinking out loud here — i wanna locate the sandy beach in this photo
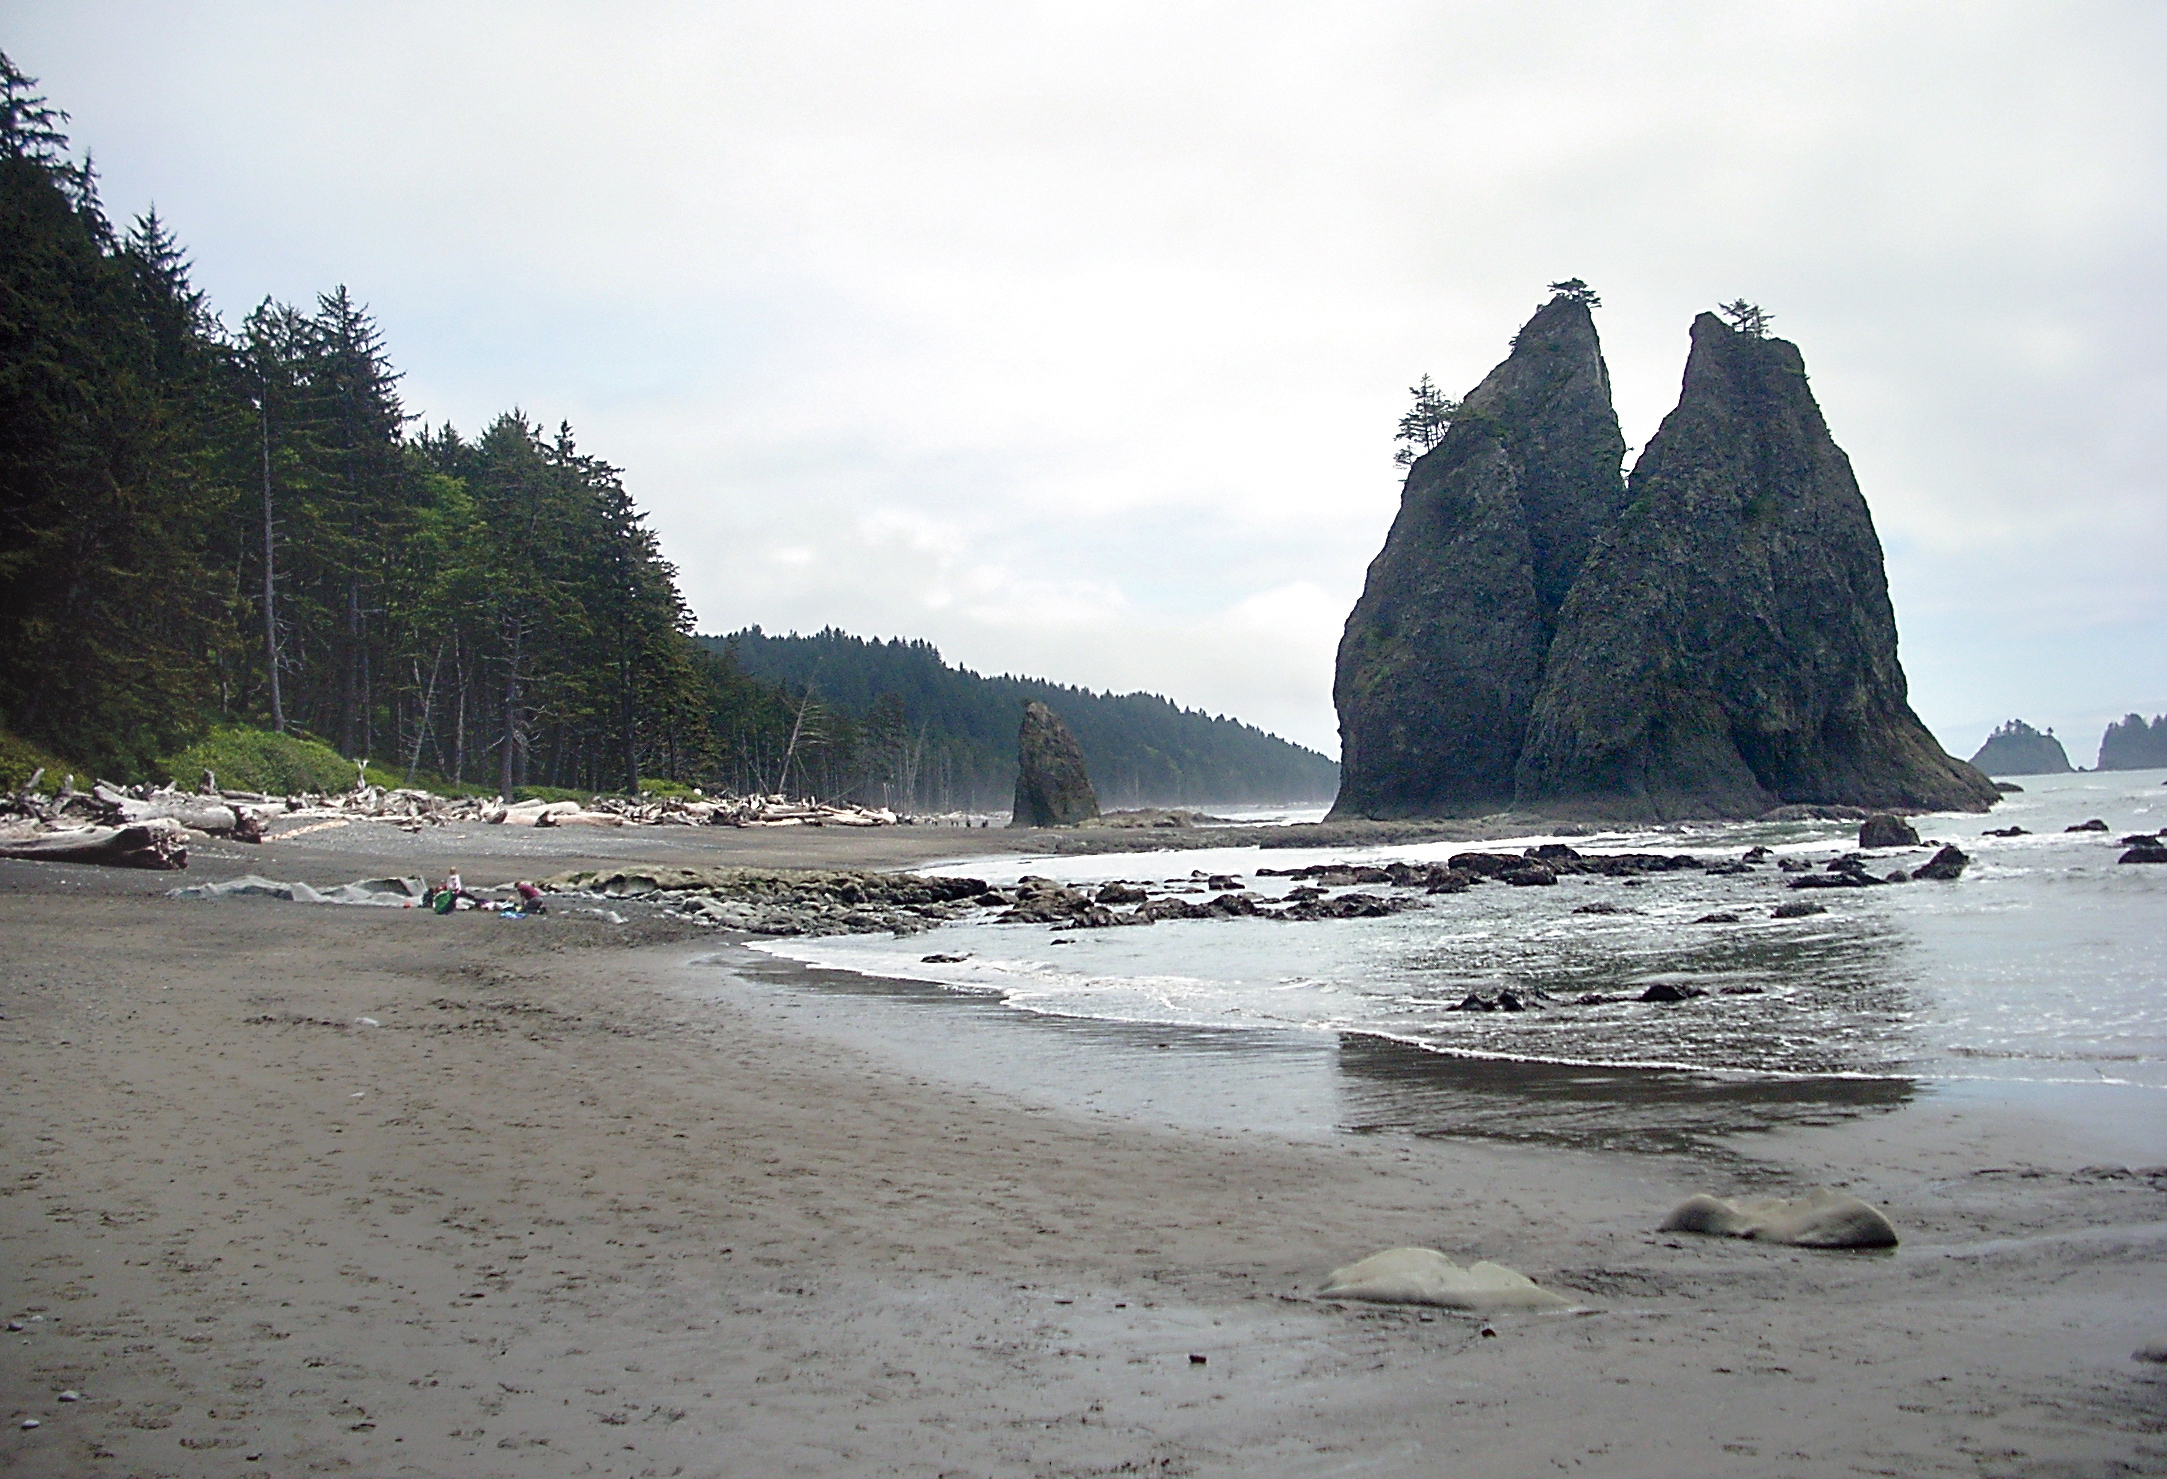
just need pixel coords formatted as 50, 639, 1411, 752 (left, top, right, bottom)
3, 822, 2164, 1477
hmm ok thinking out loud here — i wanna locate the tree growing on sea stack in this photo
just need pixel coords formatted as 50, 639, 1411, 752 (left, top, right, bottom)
1010, 701, 1100, 827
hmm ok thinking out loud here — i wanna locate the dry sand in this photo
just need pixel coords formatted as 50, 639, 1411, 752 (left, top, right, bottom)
2, 822, 2164, 1477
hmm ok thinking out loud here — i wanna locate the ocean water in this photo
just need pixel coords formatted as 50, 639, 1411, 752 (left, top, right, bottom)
745, 770, 2166, 1150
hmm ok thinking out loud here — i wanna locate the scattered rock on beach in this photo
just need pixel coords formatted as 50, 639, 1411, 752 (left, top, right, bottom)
1771, 900, 1827, 918
1320, 1247, 1572, 1311
1859, 814, 1920, 849
1659, 1188, 1898, 1248
2133, 1342, 2167, 1364
1692, 912, 1741, 924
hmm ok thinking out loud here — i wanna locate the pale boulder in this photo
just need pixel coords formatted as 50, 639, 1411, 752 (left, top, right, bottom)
1660, 1187, 1897, 1248
1319, 1247, 1572, 1311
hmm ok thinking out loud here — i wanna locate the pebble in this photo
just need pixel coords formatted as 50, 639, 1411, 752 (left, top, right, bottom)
19, 1419, 37, 1430
2135, 1342, 2167, 1364
57, 1391, 79, 1402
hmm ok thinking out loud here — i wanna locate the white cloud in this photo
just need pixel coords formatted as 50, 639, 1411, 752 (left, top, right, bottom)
15, 0, 2165, 761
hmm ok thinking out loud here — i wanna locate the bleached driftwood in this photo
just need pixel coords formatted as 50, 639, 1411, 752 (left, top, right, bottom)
0, 818, 189, 870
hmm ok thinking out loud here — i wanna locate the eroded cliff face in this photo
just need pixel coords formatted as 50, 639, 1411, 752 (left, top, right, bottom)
1511, 314, 1999, 819
1329, 296, 1626, 818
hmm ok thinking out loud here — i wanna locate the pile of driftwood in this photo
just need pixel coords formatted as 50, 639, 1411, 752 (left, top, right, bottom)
0, 771, 249, 869
0, 767, 903, 869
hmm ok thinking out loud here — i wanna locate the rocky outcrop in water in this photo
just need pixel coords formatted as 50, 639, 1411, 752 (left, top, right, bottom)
1011, 701, 1100, 827
1516, 314, 1998, 819
1334, 300, 1998, 821
1969, 719, 2073, 776
1330, 294, 1627, 818
2098, 713, 2167, 771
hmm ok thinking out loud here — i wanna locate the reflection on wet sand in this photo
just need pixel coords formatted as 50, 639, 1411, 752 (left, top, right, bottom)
1382, 907, 1924, 1081
1333, 1032, 1916, 1155
713, 946, 1916, 1158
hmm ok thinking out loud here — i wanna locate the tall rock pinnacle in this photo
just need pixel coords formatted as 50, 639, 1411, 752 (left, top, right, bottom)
1010, 701, 1100, 827
1331, 293, 1627, 817
1513, 313, 1999, 818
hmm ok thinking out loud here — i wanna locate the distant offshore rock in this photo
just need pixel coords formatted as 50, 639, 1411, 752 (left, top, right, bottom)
1335, 296, 1998, 822
1968, 719, 2073, 776
1010, 701, 1100, 828
2097, 713, 2167, 771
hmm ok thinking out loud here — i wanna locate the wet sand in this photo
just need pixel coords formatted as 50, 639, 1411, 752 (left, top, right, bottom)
2, 823, 2164, 1476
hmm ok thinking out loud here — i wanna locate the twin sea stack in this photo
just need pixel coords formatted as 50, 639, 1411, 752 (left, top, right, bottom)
1333, 296, 1998, 822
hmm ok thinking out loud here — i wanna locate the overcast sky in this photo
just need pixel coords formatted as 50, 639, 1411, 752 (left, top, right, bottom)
13, 2, 2163, 762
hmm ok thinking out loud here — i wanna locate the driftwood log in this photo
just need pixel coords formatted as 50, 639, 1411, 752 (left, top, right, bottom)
89, 783, 265, 841
0, 819, 189, 870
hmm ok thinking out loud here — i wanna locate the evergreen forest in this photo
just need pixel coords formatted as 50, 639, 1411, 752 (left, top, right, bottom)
713, 627, 1339, 812
0, 54, 1337, 811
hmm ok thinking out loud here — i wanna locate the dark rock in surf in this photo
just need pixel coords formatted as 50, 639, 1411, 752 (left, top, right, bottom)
1859, 814, 1920, 849
1771, 900, 1826, 918
1515, 314, 2000, 820
2066, 819, 2109, 832
2120, 838, 2167, 865
1331, 292, 1628, 818
1996, 781, 2024, 793
1010, 702, 1100, 828
1639, 983, 1706, 1003
1911, 845, 1969, 881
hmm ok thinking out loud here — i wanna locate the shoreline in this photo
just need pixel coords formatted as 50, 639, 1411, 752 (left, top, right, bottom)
4, 832, 2165, 1475
721, 935, 2167, 1164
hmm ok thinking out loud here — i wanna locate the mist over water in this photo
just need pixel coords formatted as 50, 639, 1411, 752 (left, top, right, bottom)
752, 772, 2166, 1105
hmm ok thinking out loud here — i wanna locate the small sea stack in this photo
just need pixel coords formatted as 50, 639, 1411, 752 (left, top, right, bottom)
1011, 701, 1100, 828
2098, 714, 2167, 771
1969, 720, 2073, 776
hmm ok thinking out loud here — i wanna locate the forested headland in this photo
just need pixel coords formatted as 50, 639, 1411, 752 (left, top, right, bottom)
713, 627, 1340, 812
0, 54, 1338, 812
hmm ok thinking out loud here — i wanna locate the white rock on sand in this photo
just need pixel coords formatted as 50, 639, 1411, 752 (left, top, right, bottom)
1659, 1187, 1898, 1248
1319, 1247, 1572, 1311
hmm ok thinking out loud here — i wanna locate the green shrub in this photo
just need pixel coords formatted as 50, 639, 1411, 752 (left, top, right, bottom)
638, 778, 702, 800
511, 785, 587, 804
375, 765, 499, 799
0, 730, 84, 794
162, 727, 359, 795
